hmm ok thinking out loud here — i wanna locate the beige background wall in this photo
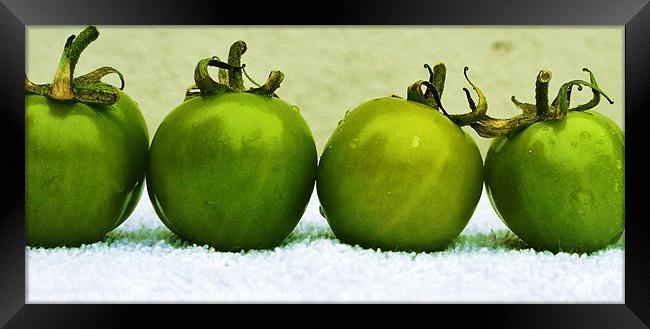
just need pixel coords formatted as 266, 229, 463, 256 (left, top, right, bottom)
27, 26, 624, 156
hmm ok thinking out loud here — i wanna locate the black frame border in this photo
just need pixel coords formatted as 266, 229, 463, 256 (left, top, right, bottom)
1, 0, 649, 328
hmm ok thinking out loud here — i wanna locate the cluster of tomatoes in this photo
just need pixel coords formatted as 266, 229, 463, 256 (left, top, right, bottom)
25, 27, 624, 254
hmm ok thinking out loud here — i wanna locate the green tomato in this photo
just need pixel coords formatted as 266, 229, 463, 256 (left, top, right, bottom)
484, 111, 624, 253
26, 92, 149, 247
147, 92, 317, 251
317, 97, 484, 252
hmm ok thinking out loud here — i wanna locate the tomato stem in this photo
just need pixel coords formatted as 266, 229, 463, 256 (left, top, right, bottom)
407, 79, 447, 115
50, 35, 78, 100
568, 68, 614, 111
404, 63, 613, 138
193, 58, 239, 95
407, 62, 448, 115
24, 26, 125, 105
227, 40, 247, 91
469, 68, 613, 137
187, 40, 285, 100
423, 63, 446, 111
535, 70, 552, 117
448, 67, 488, 126
248, 71, 284, 96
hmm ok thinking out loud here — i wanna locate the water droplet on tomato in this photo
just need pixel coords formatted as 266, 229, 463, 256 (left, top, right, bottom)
349, 138, 360, 149
387, 191, 392, 196
573, 190, 593, 206
528, 149, 534, 155
580, 131, 591, 140
410, 136, 420, 148
290, 105, 300, 113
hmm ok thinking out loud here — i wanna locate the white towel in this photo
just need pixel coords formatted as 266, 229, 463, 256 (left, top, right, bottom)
27, 187, 623, 303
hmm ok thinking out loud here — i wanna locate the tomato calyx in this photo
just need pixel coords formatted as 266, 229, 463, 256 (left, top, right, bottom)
185, 40, 285, 100
24, 26, 125, 105
405, 63, 488, 127
406, 62, 614, 138
467, 68, 614, 138
406, 63, 449, 115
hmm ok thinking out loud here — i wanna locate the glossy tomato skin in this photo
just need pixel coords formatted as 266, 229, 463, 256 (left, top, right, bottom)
147, 92, 317, 250
26, 92, 149, 247
317, 97, 484, 252
485, 111, 624, 253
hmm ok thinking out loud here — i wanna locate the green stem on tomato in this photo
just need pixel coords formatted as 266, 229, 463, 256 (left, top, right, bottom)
448, 67, 488, 126
407, 79, 447, 115
193, 58, 238, 95
535, 70, 552, 117
188, 40, 285, 99
403, 63, 614, 138
227, 41, 247, 91
469, 69, 613, 137
24, 26, 125, 105
423, 63, 446, 111
568, 68, 613, 112
554, 79, 614, 118
248, 71, 284, 96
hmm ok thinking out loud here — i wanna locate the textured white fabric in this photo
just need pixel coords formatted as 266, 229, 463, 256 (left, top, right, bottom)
27, 187, 624, 303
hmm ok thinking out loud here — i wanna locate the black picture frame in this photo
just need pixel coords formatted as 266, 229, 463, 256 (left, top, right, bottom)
1, 0, 649, 327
